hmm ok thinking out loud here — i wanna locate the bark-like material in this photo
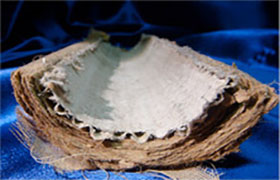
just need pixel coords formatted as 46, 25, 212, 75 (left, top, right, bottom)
11, 30, 278, 171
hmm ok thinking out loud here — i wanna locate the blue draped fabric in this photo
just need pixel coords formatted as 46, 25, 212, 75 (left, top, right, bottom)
1, 1, 278, 179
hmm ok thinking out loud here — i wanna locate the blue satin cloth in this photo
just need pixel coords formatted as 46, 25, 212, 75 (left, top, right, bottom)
1, 1, 278, 179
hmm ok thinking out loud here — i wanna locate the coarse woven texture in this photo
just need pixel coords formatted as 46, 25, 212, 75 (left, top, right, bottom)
1, 1, 279, 180
9, 29, 278, 172
34, 32, 239, 143
8, 30, 278, 174
1, 31, 279, 180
